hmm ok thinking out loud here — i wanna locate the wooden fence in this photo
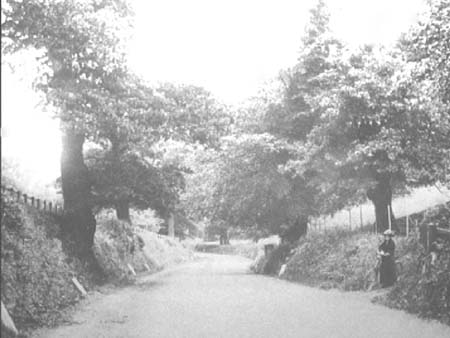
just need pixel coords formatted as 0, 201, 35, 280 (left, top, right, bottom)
310, 202, 449, 239
1, 185, 64, 217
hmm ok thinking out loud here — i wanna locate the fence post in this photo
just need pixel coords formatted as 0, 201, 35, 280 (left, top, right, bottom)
406, 215, 409, 237
360, 205, 363, 230
23, 194, 28, 204
31, 196, 35, 207
427, 224, 437, 253
388, 205, 392, 231
49, 202, 53, 213
36, 198, 41, 209
16, 190, 21, 201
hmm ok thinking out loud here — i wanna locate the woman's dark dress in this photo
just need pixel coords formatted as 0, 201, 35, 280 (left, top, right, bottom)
379, 239, 396, 287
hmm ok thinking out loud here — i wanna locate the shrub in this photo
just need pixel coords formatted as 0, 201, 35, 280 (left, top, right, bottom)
93, 218, 150, 283
283, 230, 364, 288
136, 230, 193, 268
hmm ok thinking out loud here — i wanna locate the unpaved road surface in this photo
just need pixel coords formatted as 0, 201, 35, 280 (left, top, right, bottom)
33, 254, 450, 338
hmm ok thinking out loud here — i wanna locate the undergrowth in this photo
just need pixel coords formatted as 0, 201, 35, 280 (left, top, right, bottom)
283, 230, 380, 290
1, 196, 95, 330
137, 229, 193, 268
379, 239, 450, 325
271, 210, 450, 325
1, 195, 193, 335
93, 218, 149, 283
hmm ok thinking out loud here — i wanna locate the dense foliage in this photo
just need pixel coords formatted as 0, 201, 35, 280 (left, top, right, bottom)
3, 0, 449, 243
2, 0, 231, 245
181, 0, 450, 239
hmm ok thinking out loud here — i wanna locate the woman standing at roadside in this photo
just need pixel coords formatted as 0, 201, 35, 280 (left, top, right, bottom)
378, 229, 396, 287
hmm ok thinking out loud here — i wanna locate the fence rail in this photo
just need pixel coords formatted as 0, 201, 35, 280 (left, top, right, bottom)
309, 200, 450, 255
436, 227, 450, 238
1, 185, 64, 217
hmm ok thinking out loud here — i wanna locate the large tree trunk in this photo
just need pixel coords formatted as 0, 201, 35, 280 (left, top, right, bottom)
219, 227, 229, 245
115, 200, 131, 222
168, 212, 175, 237
281, 215, 308, 243
367, 173, 398, 233
61, 128, 96, 255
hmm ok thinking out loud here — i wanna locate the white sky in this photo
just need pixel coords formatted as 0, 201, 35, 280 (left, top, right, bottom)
127, 0, 426, 103
2, 0, 426, 186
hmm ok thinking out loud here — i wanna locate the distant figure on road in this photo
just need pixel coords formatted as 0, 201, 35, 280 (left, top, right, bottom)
378, 229, 396, 287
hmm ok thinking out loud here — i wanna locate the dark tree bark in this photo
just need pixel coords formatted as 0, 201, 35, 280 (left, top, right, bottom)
281, 215, 308, 243
61, 128, 96, 255
168, 212, 175, 237
367, 173, 398, 233
219, 227, 229, 245
115, 200, 131, 222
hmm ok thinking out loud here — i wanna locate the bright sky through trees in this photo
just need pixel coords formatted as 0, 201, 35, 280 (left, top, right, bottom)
2, 0, 426, 188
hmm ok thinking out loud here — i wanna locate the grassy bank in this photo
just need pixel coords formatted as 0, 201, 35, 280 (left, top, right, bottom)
252, 228, 449, 325
1, 196, 96, 332
250, 200, 450, 324
1, 195, 193, 335
282, 230, 411, 290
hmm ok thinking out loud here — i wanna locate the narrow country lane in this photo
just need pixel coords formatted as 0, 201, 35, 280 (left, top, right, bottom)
33, 254, 450, 338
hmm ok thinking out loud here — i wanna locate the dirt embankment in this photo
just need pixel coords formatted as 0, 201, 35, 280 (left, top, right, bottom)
1, 195, 193, 336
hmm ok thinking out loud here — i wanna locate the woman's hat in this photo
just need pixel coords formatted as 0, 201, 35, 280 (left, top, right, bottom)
383, 229, 395, 236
